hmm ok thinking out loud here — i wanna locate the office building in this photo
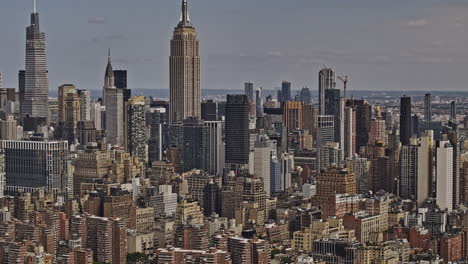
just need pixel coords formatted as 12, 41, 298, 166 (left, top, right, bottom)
299, 87, 311, 103
417, 130, 434, 205
0, 116, 17, 140
182, 119, 209, 172
201, 100, 217, 121
56, 84, 81, 143
21, 7, 49, 121
319, 67, 336, 115
48, 97, 59, 128
436, 138, 453, 211
317, 115, 335, 148
1, 140, 70, 195
73, 145, 111, 196
205, 120, 224, 175
127, 96, 147, 163
270, 156, 281, 196
316, 168, 357, 205
244, 82, 254, 103
424, 93, 432, 122
280, 81, 291, 103
346, 155, 370, 193
225, 95, 250, 167
78, 89, 91, 121
283, 101, 303, 132
90, 101, 104, 131
254, 134, 276, 197
400, 96, 412, 146
58, 84, 76, 122
369, 107, 386, 145
352, 100, 371, 151
343, 107, 355, 159
400, 139, 418, 200
325, 86, 342, 144
76, 120, 97, 145
151, 185, 177, 217
450, 101, 457, 121
203, 180, 222, 217
169, 0, 201, 122
312, 239, 358, 264
255, 87, 263, 117
113, 70, 127, 90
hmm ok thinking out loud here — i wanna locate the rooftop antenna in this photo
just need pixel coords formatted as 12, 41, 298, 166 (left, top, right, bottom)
33, 0, 37, 13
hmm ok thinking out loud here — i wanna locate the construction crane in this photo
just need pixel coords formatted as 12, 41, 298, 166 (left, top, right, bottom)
337, 75, 348, 100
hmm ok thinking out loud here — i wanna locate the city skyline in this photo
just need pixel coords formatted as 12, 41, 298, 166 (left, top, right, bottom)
1, 0, 468, 92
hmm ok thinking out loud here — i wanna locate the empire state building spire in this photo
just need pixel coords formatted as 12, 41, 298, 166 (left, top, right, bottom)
178, 0, 192, 28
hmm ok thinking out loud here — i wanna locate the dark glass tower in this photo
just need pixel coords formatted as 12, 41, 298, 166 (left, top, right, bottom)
225, 95, 250, 166
281, 81, 291, 103
424, 93, 432, 122
114, 70, 131, 102
400, 96, 412, 146
201, 100, 217, 121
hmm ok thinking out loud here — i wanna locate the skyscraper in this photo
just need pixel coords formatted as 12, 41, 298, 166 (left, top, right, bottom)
325, 86, 342, 144
450, 101, 457, 121
22, 5, 49, 121
319, 68, 336, 115
283, 101, 303, 132
280, 81, 291, 103
205, 121, 224, 176
103, 52, 124, 146
400, 139, 418, 200
400, 96, 412, 146
343, 107, 356, 159
299, 87, 312, 103
244, 82, 255, 103
436, 138, 453, 212
225, 95, 250, 168
424, 93, 432, 122
317, 115, 335, 148
255, 87, 263, 117
201, 100, 217, 121
169, 0, 201, 122
417, 130, 434, 205
127, 96, 147, 163
254, 134, 276, 197
182, 119, 209, 172
351, 100, 371, 152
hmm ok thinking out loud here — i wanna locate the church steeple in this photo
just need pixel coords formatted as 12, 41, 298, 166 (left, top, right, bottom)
104, 48, 115, 88
178, 0, 192, 28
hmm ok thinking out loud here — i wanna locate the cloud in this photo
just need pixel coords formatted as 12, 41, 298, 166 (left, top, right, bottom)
267, 51, 284, 57
91, 34, 128, 43
455, 16, 464, 27
88, 17, 105, 24
407, 18, 428, 27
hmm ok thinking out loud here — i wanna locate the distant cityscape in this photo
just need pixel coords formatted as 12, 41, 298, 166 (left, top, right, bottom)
0, 0, 467, 264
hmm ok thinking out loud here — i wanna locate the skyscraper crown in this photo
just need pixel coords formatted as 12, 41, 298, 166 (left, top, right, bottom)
104, 49, 115, 88
177, 0, 193, 28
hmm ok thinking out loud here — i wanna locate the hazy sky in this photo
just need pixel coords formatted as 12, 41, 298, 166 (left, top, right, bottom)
1, 0, 468, 92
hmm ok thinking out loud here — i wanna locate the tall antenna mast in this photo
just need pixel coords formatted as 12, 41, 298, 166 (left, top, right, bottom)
33, 0, 37, 13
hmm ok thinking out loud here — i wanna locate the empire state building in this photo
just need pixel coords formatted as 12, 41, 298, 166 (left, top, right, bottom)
169, 0, 201, 122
